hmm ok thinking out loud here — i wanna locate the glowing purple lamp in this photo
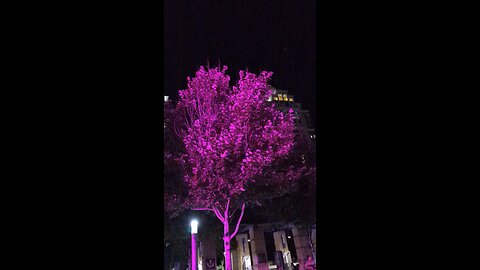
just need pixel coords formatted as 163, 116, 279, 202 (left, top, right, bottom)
191, 219, 198, 270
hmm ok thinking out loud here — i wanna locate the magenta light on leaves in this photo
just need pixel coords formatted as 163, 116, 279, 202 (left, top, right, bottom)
172, 65, 296, 270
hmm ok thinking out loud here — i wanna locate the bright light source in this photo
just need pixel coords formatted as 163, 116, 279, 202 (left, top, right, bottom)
247, 239, 251, 242
288, 236, 291, 239
191, 219, 198, 234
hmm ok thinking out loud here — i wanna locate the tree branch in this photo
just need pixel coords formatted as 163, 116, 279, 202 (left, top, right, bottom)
213, 206, 225, 224
214, 200, 224, 214
229, 202, 246, 241
225, 197, 231, 218
229, 207, 238, 219
192, 208, 214, 211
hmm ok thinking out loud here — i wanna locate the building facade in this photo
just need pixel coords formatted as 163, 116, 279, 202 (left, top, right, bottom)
188, 222, 316, 270
232, 223, 316, 270
268, 86, 316, 145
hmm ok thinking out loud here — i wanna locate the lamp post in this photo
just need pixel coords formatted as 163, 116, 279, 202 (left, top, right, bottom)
191, 219, 198, 270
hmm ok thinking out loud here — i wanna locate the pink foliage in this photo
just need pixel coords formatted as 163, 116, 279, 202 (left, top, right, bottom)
176, 66, 295, 207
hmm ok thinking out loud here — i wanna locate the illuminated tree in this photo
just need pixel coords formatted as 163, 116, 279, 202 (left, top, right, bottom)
172, 66, 297, 270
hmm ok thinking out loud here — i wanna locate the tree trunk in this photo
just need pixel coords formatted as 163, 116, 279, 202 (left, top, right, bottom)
224, 237, 232, 270
223, 200, 232, 270
193, 200, 245, 270
222, 199, 246, 270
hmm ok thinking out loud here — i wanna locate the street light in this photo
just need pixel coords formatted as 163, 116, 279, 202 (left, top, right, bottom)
191, 219, 198, 270
191, 220, 198, 234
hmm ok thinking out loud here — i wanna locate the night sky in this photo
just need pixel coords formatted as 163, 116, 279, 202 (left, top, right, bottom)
164, 0, 316, 127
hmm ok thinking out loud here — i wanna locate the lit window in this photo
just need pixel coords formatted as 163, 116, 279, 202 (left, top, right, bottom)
283, 94, 287, 98
279, 96, 283, 101
274, 97, 278, 101
289, 98, 293, 102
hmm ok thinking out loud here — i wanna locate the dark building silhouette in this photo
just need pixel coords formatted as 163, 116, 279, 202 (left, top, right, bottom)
268, 86, 316, 145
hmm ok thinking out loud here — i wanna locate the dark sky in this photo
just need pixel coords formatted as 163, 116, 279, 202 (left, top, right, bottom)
164, 0, 316, 126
